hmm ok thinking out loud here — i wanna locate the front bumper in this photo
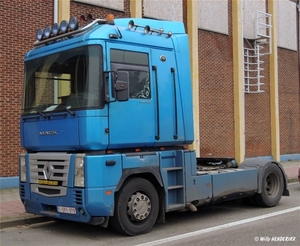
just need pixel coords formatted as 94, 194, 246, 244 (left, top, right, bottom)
20, 182, 114, 225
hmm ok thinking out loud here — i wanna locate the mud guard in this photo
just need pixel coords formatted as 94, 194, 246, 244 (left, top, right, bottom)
239, 159, 289, 196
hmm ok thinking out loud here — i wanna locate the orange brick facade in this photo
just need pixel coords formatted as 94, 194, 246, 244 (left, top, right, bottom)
1, 0, 299, 177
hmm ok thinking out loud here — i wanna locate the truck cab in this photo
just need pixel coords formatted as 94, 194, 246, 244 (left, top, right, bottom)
21, 16, 193, 152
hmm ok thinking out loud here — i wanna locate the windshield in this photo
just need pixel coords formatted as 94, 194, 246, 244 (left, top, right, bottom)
22, 45, 104, 115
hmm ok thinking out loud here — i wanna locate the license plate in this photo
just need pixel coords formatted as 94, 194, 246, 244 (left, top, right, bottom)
38, 179, 58, 186
57, 206, 76, 214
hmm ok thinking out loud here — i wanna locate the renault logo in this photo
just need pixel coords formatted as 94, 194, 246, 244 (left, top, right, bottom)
43, 162, 54, 180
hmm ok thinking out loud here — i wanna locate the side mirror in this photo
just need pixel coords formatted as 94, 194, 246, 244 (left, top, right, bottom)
115, 71, 129, 101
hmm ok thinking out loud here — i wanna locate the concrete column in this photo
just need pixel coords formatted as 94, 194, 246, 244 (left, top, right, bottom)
268, 0, 280, 162
232, 0, 245, 164
130, 0, 142, 18
187, 0, 200, 157
58, 0, 70, 22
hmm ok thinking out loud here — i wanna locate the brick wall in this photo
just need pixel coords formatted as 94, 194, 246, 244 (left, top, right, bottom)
0, 0, 299, 178
0, 0, 53, 177
197, 1, 235, 158
244, 42, 272, 157
278, 48, 300, 154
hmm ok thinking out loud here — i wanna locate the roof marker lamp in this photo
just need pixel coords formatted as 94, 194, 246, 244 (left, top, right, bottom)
36, 29, 44, 41
43, 26, 52, 39
51, 23, 60, 36
69, 17, 78, 31
59, 20, 69, 34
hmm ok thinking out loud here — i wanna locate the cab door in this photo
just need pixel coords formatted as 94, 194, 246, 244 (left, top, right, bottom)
106, 44, 156, 148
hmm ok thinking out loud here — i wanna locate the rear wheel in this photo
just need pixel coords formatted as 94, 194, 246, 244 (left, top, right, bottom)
253, 164, 284, 207
110, 178, 159, 235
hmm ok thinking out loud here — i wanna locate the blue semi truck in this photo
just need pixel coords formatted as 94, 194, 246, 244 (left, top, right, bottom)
19, 15, 289, 235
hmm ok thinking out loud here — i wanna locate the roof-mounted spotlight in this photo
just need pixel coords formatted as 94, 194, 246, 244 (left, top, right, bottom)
43, 26, 52, 39
69, 17, 78, 31
59, 20, 69, 34
34, 15, 114, 46
36, 29, 44, 41
80, 14, 94, 26
87, 14, 93, 23
80, 15, 86, 23
51, 23, 60, 36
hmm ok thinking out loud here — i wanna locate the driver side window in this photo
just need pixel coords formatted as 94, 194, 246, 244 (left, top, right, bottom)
110, 49, 150, 99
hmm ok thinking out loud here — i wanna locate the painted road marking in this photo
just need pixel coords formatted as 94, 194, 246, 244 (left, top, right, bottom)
135, 206, 300, 246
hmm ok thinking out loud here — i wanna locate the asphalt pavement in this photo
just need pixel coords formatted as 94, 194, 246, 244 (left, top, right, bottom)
0, 161, 299, 230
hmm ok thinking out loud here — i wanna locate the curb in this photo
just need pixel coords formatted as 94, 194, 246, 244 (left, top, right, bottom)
0, 216, 51, 230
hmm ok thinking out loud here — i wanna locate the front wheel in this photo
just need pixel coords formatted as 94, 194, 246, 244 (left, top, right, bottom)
253, 164, 284, 207
110, 178, 159, 236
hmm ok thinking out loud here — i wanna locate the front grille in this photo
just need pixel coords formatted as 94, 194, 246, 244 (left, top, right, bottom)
29, 153, 71, 197
20, 184, 25, 198
73, 190, 83, 205
38, 187, 61, 195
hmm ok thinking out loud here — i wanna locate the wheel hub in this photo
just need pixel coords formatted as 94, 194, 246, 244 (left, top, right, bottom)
266, 173, 279, 197
127, 192, 151, 221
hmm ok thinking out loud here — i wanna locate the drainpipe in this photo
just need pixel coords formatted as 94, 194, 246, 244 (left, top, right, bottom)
54, 0, 58, 23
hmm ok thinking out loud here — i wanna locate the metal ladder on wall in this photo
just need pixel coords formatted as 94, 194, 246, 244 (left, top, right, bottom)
244, 11, 272, 93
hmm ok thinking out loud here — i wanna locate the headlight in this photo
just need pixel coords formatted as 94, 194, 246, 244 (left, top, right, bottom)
74, 155, 85, 187
19, 155, 26, 182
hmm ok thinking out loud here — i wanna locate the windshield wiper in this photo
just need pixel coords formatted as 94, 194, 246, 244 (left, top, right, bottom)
36, 109, 48, 118
55, 104, 76, 116
25, 107, 48, 118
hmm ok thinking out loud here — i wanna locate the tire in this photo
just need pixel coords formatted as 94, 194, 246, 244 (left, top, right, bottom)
110, 178, 159, 236
253, 164, 284, 207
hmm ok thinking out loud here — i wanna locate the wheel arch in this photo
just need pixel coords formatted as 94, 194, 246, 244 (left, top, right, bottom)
114, 166, 166, 223
239, 159, 289, 196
